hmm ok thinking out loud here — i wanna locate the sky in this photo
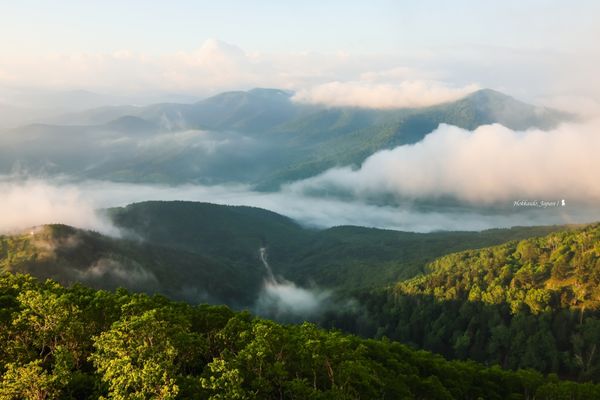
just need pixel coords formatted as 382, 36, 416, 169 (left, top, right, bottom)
1, 1, 599, 108
2, 1, 598, 55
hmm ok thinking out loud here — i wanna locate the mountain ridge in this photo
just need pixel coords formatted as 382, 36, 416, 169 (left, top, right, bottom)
0, 87, 572, 187
47, 87, 570, 131
0, 200, 573, 306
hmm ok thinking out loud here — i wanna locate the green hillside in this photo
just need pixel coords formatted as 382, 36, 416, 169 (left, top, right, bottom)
324, 224, 600, 381
107, 201, 308, 264
258, 89, 571, 187
0, 272, 598, 399
400, 223, 600, 312
1, 205, 598, 396
0, 224, 262, 306
284, 224, 569, 288
108, 201, 567, 289
0, 201, 567, 309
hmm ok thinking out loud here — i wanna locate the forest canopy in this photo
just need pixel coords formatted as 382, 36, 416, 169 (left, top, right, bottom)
0, 272, 600, 399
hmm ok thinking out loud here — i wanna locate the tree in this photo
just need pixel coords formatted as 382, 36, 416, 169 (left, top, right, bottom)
0, 360, 58, 400
90, 309, 182, 400
200, 358, 248, 400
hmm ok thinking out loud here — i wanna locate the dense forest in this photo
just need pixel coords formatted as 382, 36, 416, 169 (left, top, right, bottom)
324, 224, 600, 381
0, 201, 565, 306
2, 202, 600, 397
109, 201, 569, 289
1, 272, 600, 399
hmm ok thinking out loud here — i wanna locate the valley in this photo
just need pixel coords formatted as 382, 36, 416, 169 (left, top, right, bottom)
0, 202, 598, 398
3, 3, 600, 398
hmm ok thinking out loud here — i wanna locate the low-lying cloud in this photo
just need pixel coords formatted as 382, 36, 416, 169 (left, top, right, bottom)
2, 125, 600, 240
77, 257, 159, 290
1, 176, 598, 235
292, 80, 479, 109
254, 247, 331, 321
287, 120, 600, 205
0, 178, 118, 235
255, 280, 331, 321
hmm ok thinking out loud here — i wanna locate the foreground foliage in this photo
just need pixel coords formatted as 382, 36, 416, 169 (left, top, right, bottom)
0, 273, 599, 399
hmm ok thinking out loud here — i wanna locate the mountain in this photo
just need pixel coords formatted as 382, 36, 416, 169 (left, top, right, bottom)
0, 201, 568, 305
104, 115, 160, 134
48, 88, 300, 132
324, 223, 600, 381
108, 201, 568, 289
454, 88, 565, 129
0, 224, 262, 306
0, 88, 571, 187
257, 88, 572, 187
52, 88, 567, 134
397, 222, 600, 313
181, 88, 301, 132
0, 119, 162, 176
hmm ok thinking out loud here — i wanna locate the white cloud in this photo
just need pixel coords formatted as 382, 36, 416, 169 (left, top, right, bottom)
0, 178, 118, 235
255, 280, 331, 320
0, 39, 482, 107
79, 257, 158, 287
0, 39, 597, 114
1, 176, 596, 235
292, 81, 479, 109
0, 39, 262, 96
287, 120, 600, 204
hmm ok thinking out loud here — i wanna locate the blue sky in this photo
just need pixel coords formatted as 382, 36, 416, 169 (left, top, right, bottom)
2, 0, 598, 55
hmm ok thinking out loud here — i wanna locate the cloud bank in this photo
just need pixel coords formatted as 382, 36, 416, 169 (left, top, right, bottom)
0, 178, 118, 235
1, 175, 597, 236
292, 81, 479, 109
287, 121, 600, 204
3, 109, 600, 239
1, 38, 597, 114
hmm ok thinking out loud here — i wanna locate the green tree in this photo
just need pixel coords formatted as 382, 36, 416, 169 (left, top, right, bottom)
0, 360, 58, 400
200, 358, 248, 400
90, 309, 182, 400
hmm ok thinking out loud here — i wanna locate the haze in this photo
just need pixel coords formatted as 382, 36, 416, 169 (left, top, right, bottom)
0, 1, 599, 234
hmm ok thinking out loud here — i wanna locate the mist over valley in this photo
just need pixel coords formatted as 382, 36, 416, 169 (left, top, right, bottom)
2, 3, 600, 397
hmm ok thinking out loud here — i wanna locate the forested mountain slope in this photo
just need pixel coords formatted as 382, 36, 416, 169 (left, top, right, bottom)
1, 205, 598, 394
0, 201, 568, 307
325, 224, 600, 381
0, 224, 262, 306
109, 201, 567, 288
1, 88, 571, 186
400, 223, 600, 312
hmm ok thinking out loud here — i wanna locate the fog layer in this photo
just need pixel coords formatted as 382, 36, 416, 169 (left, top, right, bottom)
1, 175, 597, 235
287, 121, 600, 205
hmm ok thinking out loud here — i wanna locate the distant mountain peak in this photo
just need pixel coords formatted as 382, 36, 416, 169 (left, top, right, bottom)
200, 88, 293, 103
448, 87, 570, 130
104, 115, 158, 133
464, 88, 523, 105
247, 88, 294, 97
